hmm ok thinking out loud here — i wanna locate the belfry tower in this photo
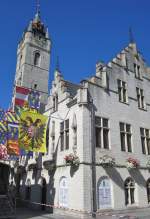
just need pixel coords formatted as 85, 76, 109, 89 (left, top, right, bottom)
12, 2, 51, 110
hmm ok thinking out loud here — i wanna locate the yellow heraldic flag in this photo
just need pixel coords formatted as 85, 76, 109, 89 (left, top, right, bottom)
19, 111, 48, 153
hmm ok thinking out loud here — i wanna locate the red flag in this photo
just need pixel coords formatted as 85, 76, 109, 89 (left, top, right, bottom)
15, 86, 30, 107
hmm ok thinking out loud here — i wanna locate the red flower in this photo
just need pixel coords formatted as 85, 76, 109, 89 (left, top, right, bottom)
127, 157, 139, 167
0, 144, 8, 160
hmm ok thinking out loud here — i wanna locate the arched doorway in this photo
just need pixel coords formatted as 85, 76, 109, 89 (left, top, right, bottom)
147, 178, 150, 203
97, 177, 112, 209
41, 177, 47, 211
124, 177, 135, 205
59, 177, 68, 208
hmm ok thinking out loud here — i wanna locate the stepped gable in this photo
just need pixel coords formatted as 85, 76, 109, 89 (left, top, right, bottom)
61, 79, 81, 98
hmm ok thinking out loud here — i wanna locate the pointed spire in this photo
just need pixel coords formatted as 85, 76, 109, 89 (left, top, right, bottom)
129, 27, 134, 44
56, 56, 60, 71
55, 56, 63, 79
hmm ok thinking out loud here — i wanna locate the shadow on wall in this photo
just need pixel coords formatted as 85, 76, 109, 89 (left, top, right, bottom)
47, 139, 59, 213
104, 167, 124, 190
70, 165, 79, 177
128, 168, 146, 187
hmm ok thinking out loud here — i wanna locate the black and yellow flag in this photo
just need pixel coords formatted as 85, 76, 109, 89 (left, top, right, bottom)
19, 111, 47, 153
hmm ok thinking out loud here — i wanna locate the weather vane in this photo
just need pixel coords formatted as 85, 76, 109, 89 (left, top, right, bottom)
36, 0, 40, 14
129, 27, 134, 44
56, 56, 60, 71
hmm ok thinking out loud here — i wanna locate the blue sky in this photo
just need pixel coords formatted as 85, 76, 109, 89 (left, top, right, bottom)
0, 0, 150, 109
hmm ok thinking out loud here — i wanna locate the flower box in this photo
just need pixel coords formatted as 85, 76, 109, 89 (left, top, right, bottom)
0, 144, 8, 160
64, 153, 80, 167
99, 155, 115, 167
126, 157, 140, 170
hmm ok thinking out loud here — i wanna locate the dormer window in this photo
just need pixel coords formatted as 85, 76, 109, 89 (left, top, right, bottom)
134, 63, 141, 79
134, 55, 142, 79
34, 52, 40, 66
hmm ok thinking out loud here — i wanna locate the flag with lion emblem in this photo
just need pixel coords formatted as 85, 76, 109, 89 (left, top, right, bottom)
19, 111, 47, 153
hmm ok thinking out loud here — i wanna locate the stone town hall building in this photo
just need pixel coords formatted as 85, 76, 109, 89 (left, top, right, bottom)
8, 5, 150, 216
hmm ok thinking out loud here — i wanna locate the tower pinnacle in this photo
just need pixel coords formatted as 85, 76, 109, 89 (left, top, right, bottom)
36, 0, 40, 15
129, 27, 134, 44
34, 0, 41, 22
56, 56, 60, 71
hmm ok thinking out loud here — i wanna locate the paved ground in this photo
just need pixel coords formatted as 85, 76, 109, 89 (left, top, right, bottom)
15, 207, 150, 219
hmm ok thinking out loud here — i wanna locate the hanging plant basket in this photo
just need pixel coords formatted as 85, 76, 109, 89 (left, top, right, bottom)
64, 153, 80, 167
99, 155, 115, 167
126, 157, 140, 170
0, 144, 8, 160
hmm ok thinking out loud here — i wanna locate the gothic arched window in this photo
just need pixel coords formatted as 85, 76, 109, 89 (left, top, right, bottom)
124, 177, 135, 205
59, 177, 68, 208
97, 176, 112, 209
34, 52, 40, 66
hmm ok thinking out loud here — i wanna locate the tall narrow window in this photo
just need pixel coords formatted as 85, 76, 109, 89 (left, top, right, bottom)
136, 88, 145, 109
46, 123, 49, 154
50, 121, 55, 154
147, 179, 150, 203
95, 117, 109, 149
117, 80, 128, 103
134, 63, 141, 79
72, 113, 77, 149
53, 95, 58, 112
19, 54, 22, 69
125, 178, 135, 205
60, 119, 69, 151
60, 122, 64, 151
65, 119, 69, 150
34, 52, 40, 66
140, 128, 150, 155
120, 123, 132, 152
134, 63, 136, 75
137, 65, 141, 78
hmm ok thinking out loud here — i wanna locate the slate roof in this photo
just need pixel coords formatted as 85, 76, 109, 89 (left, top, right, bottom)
61, 80, 82, 98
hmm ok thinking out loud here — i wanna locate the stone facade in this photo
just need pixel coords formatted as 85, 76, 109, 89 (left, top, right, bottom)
10, 10, 150, 216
